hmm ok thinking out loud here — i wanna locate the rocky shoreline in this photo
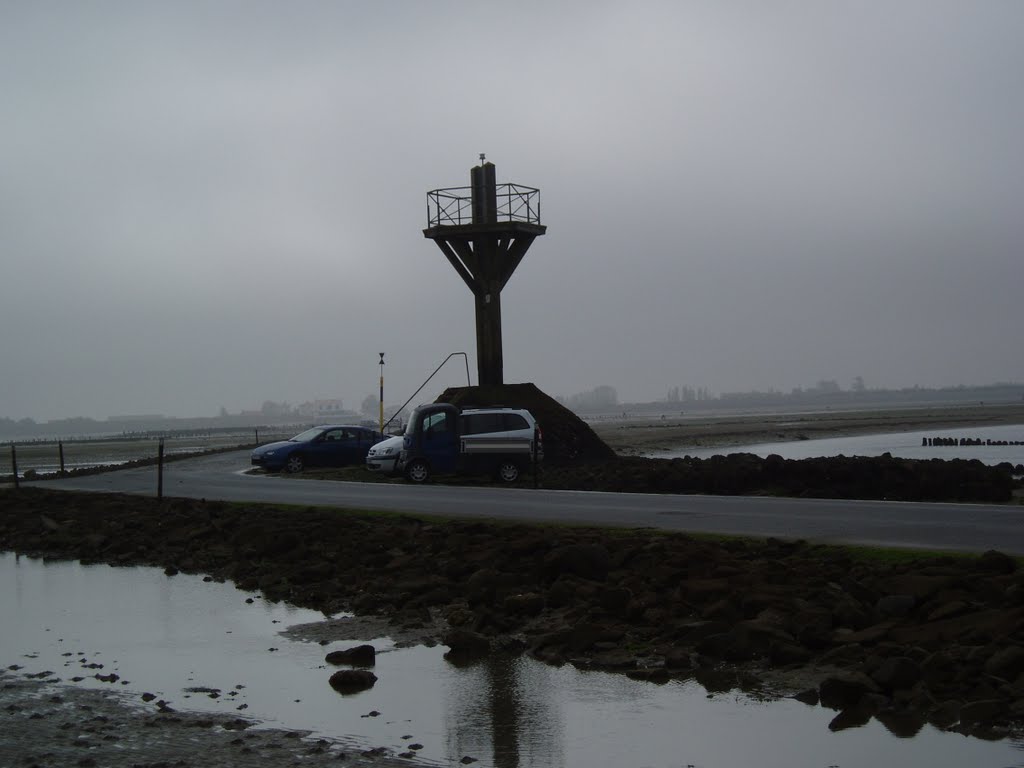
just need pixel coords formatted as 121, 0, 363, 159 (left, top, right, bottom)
4, 487, 1024, 744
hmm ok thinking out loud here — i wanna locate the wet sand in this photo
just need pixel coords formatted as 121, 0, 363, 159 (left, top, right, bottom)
0, 670, 416, 768
590, 402, 1024, 456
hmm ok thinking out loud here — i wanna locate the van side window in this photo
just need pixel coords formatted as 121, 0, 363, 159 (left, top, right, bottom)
502, 414, 529, 431
463, 413, 504, 434
424, 412, 451, 434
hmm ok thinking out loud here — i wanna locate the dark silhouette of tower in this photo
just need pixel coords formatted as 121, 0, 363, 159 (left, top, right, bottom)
424, 158, 546, 388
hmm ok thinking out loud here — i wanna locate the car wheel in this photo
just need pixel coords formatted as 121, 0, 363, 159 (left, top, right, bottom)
496, 461, 520, 483
405, 459, 430, 483
284, 454, 304, 473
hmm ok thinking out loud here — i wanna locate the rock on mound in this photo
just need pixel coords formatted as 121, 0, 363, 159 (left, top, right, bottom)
435, 383, 615, 465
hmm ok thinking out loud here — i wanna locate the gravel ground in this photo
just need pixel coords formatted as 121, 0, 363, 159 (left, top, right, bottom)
0, 669, 430, 768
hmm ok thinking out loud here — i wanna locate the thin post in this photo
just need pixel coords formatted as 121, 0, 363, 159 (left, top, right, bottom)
532, 427, 539, 490
11, 444, 19, 489
58, 441, 66, 475
255, 427, 259, 446
157, 438, 165, 500
378, 352, 385, 434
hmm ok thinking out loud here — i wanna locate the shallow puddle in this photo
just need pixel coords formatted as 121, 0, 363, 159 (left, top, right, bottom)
3, 551, 1023, 768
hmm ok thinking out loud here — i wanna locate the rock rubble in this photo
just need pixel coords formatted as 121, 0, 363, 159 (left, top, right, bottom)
3, 486, 1024, 740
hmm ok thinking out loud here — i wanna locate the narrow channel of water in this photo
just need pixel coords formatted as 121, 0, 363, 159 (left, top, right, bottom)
651, 424, 1024, 466
3, 552, 1023, 768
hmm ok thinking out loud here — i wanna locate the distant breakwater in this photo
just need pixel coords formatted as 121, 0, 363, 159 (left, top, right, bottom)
924, 436, 1023, 446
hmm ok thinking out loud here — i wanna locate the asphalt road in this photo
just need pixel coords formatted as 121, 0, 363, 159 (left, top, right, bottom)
29, 450, 1024, 555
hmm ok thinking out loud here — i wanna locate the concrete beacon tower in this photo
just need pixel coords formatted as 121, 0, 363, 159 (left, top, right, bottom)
424, 157, 546, 388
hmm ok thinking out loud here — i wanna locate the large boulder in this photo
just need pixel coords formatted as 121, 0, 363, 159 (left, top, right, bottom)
443, 629, 491, 656
325, 644, 376, 666
819, 672, 882, 711
870, 656, 923, 693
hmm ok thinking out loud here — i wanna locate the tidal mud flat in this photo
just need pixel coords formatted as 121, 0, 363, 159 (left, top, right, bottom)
0, 669, 421, 768
4, 487, 1024, 750
589, 402, 1024, 456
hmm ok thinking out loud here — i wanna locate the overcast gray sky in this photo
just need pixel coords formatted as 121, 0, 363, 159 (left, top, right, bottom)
2, 1, 1022, 421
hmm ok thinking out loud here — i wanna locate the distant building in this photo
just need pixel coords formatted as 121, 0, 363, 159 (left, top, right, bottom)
295, 399, 350, 420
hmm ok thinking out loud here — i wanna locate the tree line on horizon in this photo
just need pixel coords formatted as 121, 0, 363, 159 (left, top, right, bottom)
2, 381, 1022, 438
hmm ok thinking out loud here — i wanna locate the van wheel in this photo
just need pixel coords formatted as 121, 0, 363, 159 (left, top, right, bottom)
284, 454, 305, 473
496, 461, 520, 483
405, 459, 430, 483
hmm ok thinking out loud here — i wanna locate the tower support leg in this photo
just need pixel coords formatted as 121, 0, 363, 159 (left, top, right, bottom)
474, 285, 503, 387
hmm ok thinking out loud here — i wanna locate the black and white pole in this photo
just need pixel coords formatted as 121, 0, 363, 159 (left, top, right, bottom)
378, 353, 385, 434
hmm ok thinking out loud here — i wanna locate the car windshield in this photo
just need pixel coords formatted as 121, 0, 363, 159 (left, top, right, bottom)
289, 427, 326, 442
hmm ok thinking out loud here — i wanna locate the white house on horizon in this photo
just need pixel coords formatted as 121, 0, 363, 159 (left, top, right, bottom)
295, 399, 354, 420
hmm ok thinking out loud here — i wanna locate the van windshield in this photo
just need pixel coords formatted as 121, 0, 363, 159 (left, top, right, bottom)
405, 408, 423, 436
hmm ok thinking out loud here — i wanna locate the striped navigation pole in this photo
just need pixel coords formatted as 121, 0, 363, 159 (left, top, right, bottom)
378, 353, 385, 434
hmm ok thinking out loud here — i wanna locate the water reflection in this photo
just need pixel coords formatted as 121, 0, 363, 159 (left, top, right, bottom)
874, 710, 925, 739
4, 552, 1024, 768
444, 654, 564, 768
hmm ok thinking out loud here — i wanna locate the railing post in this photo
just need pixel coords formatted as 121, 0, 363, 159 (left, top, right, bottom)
58, 441, 66, 475
11, 444, 19, 489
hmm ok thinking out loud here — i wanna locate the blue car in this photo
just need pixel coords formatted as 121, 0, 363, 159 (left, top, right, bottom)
251, 425, 384, 473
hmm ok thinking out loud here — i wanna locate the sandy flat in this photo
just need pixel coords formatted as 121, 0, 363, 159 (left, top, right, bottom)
589, 402, 1024, 456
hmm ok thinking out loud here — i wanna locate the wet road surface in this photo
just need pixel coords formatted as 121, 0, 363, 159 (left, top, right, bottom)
30, 450, 1024, 554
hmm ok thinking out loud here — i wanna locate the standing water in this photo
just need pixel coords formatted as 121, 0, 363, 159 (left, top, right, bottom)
2, 552, 1023, 768
652, 424, 1024, 466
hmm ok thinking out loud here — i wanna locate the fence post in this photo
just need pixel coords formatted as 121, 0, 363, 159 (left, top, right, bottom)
11, 444, 19, 489
255, 428, 259, 446
532, 427, 539, 490
157, 438, 165, 500
58, 441, 66, 475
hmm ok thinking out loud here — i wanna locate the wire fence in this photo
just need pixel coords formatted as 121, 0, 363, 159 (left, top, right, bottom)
0, 428, 298, 479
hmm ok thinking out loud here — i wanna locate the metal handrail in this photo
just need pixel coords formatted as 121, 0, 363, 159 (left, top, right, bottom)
426, 184, 541, 227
